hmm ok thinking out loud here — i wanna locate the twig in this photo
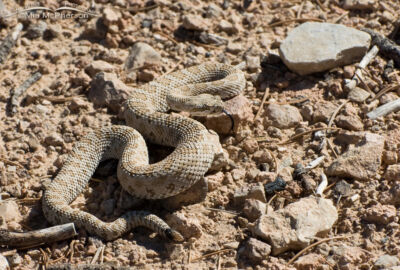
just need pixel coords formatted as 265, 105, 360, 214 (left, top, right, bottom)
255, 86, 270, 120
362, 28, 400, 67
328, 100, 349, 127
191, 248, 233, 262
127, 4, 158, 13
269, 17, 324, 27
90, 246, 103, 264
205, 207, 238, 215
344, 45, 379, 90
371, 84, 400, 101
0, 223, 77, 248
9, 72, 42, 115
354, 72, 375, 96
266, 194, 277, 214
0, 23, 23, 65
287, 236, 348, 265
367, 98, 400, 119
315, 0, 326, 11
273, 127, 341, 145
332, 11, 348, 24
154, 30, 179, 45
297, 0, 305, 18
315, 173, 328, 197
0, 157, 24, 168
164, 59, 183, 75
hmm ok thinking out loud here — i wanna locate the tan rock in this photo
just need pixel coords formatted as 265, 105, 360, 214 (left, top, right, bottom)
254, 196, 338, 255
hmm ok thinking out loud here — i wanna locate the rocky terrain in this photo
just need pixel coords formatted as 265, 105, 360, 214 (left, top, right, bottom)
0, 0, 400, 269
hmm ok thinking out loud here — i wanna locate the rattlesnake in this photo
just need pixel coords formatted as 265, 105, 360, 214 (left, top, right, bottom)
42, 62, 246, 241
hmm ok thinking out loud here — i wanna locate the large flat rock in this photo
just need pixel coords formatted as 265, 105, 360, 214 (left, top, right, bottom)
254, 196, 338, 255
279, 22, 371, 75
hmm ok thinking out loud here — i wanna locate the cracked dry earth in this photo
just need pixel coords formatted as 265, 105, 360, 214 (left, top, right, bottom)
1, 0, 400, 269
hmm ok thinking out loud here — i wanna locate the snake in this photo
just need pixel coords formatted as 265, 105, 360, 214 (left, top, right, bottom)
42, 62, 246, 241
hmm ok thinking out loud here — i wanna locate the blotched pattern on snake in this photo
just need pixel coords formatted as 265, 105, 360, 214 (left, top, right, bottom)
42, 62, 246, 241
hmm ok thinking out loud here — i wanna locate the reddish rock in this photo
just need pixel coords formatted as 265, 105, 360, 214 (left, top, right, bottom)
204, 94, 254, 134
363, 204, 396, 225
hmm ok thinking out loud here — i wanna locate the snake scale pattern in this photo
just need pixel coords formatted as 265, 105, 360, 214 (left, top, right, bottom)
42, 63, 246, 241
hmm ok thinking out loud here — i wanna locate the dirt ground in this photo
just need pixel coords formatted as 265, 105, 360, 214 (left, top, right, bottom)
0, 0, 400, 269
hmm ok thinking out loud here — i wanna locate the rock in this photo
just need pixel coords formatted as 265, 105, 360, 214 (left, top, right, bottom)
335, 115, 363, 131
103, 7, 121, 26
312, 101, 336, 122
330, 245, 367, 268
124, 42, 162, 70
89, 72, 132, 113
206, 172, 224, 191
81, 18, 107, 39
0, 254, 9, 270
374, 255, 400, 270
234, 184, 267, 206
165, 207, 203, 239
44, 133, 64, 147
68, 97, 90, 112
205, 3, 222, 18
181, 15, 209, 31
240, 238, 271, 264
204, 94, 253, 134
242, 138, 259, 154
385, 164, 400, 181
218, 20, 239, 34
243, 199, 267, 221
0, 200, 22, 229
231, 168, 246, 181
348, 87, 371, 102
264, 104, 302, 129
326, 133, 384, 181
363, 204, 396, 225
226, 42, 242, 54
382, 151, 398, 166
246, 55, 260, 72
343, 0, 375, 10
85, 60, 116, 77
254, 196, 338, 255
279, 22, 371, 75
8, 253, 22, 267
294, 253, 326, 270
26, 21, 47, 39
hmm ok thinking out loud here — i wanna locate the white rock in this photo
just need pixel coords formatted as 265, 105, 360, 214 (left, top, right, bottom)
348, 87, 371, 102
124, 42, 161, 70
326, 132, 385, 181
343, 0, 375, 10
279, 22, 371, 75
0, 200, 22, 229
374, 255, 400, 269
254, 196, 338, 255
0, 254, 9, 270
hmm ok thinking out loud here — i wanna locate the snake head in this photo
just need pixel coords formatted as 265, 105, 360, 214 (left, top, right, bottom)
188, 94, 225, 116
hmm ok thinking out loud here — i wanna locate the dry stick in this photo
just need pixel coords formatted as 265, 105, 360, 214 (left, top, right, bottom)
315, 0, 326, 11
205, 207, 238, 215
0, 23, 23, 65
0, 157, 24, 168
344, 45, 379, 91
191, 248, 233, 262
354, 72, 375, 97
287, 236, 348, 265
268, 127, 342, 145
362, 28, 400, 67
371, 84, 400, 101
367, 98, 400, 119
269, 17, 323, 27
0, 223, 77, 248
296, 0, 305, 18
164, 59, 183, 75
9, 72, 42, 115
90, 246, 103, 264
332, 11, 348, 24
154, 30, 179, 45
255, 86, 270, 120
328, 100, 349, 127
